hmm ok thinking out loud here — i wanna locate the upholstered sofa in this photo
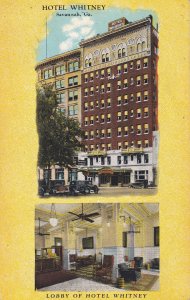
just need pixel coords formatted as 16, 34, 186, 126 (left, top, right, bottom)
118, 262, 141, 282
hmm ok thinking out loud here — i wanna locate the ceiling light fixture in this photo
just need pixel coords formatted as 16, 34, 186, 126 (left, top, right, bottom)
49, 203, 58, 227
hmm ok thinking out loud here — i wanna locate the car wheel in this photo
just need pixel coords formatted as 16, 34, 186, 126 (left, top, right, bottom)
94, 186, 99, 194
84, 187, 90, 194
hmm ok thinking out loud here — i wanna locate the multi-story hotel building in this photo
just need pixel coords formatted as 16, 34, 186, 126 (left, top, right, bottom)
35, 49, 82, 184
36, 15, 159, 187
77, 15, 159, 187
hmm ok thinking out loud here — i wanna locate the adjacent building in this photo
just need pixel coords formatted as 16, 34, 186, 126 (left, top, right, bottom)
36, 15, 159, 187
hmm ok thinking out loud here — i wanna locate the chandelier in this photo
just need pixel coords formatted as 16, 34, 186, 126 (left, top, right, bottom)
49, 203, 58, 227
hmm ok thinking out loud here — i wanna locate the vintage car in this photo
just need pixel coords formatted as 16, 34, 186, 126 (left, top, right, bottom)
69, 180, 99, 195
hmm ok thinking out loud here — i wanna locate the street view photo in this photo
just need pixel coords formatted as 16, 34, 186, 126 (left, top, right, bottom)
36, 9, 159, 197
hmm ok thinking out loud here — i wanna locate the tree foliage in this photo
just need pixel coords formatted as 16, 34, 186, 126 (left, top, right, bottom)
36, 85, 83, 172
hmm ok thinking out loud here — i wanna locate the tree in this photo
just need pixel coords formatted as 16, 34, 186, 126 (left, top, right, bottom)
36, 85, 83, 187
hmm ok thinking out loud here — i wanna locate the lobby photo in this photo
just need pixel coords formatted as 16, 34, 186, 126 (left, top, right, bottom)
35, 203, 159, 291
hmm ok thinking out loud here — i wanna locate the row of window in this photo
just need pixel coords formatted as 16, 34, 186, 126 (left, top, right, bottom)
84, 124, 149, 139
84, 75, 149, 96
84, 110, 149, 125
55, 76, 79, 90
88, 153, 149, 166
56, 90, 79, 103
84, 92, 149, 110
58, 105, 78, 116
43, 61, 79, 79
84, 44, 148, 67
84, 140, 150, 152
84, 59, 149, 82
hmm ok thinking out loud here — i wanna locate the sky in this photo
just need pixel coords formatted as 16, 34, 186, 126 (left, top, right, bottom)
36, 7, 158, 61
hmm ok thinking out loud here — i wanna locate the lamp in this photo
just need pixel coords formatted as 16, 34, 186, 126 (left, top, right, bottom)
49, 203, 58, 227
120, 215, 140, 233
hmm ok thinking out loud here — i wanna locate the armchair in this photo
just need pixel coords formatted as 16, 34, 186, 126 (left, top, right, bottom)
94, 255, 114, 283
118, 262, 141, 283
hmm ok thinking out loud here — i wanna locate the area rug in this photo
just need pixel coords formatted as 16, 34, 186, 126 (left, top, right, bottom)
124, 274, 159, 291
73, 265, 94, 279
35, 270, 78, 289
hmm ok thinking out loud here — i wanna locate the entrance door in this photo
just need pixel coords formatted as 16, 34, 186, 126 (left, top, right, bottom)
111, 175, 118, 186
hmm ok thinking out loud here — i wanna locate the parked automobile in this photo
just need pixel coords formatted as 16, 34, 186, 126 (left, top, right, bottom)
129, 180, 148, 189
69, 180, 99, 195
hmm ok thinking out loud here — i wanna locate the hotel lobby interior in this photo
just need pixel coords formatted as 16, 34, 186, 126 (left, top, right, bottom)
35, 203, 159, 291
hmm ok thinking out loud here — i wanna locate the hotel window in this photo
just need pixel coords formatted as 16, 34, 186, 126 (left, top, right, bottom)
90, 144, 94, 151
144, 91, 148, 101
84, 116, 88, 125
101, 129, 105, 138
90, 101, 94, 110
118, 49, 122, 58
130, 94, 134, 101
96, 85, 99, 93
90, 86, 94, 95
107, 83, 111, 92
130, 77, 134, 85
84, 88, 88, 96
144, 154, 149, 163
124, 141, 128, 149
44, 69, 53, 79
137, 153, 142, 163
107, 143, 111, 150
136, 76, 141, 86
118, 142, 122, 150
107, 156, 111, 165
124, 79, 128, 88
137, 108, 142, 118
107, 128, 111, 137
101, 114, 105, 123
143, 58, 148, 68
55, 168, 64, 180
106, 53, 110, 62
43, 169, 52, 180
124, 111, 128, 120
55, 80, 64, 89
85, 145, 88, 152
144, 107, 149, 117
101, 99, 105, 108
124, 126, 128, 136
68, 76, 78, 86
142, 41, 146, 51
107, 68, 111, 77
90, 72, 94, 81
101, 84, 105, 93
107, 98, 111, 107
89, 58, 92, 67
122, 48, 126, 57
117, 96, 122, 106
56, 93, 65, 104
102, 54, 106, 63
130, 125, 134, 133
144, 123, 149, 134
117, 80, 121, 90
124, 95, 128, 104
96, 115, 99, 122
131, 141, 134, 147
90, 130, 94, 139
117, 156, 122, 164
84, 74, 88, 82
144, 139, 149, 147
117, 65, 122, 74
85, 59, 89, 68
68, 104, 78, 116
90, 116, 94, 125
84, 102, 88, 110
124, 63, 128, 73
117, 111, 122, 121
96, 129, 99, 137
124, 155, 128, 164
95, 100, 99, 107
59, 107, 65, 113
130, 109, 134, 117
137, 92, 141, 102
95, 71, 99, 78
137, 125, 142, 135
101, 70, 105, 78
89, 157, 93, 166
68, 61, 79, 72
136, 60, 141, 69
55, 65, 65, 75
107, 113, 111, 122
69, 90, 78, 101
85, 131, 88, 139
101, 156, 105, 165
117, 127, 122, 136
154, 227, 159, 247
130, 61, 133, 69
144, 74, 148, 84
